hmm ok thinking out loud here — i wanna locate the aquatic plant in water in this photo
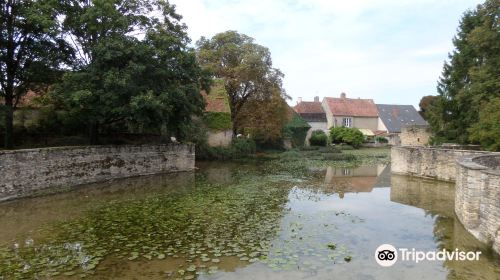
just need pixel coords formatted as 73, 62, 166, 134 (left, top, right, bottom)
0, 150, 383, 279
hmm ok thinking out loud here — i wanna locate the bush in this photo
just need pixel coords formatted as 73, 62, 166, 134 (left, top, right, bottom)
309, 130, 328, 146
338, 144, 354, 150
300, 145, 320, 151
375, 136, 388, 143
280, 149, 301, 161
329, 127, 364, 148
196, 138, 256, 160
231, 138, 256, 157
322, 153, 356, 161
318, 146, 341, 153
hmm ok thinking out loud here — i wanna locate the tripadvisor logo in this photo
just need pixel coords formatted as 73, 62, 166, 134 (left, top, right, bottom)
375, 244, 481, 267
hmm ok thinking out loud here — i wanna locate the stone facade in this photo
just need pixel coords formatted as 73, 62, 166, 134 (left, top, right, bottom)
0, 144, 194, 201
392, 146, 500, 254
400, 124, 431, 146
455, 155, 500, 255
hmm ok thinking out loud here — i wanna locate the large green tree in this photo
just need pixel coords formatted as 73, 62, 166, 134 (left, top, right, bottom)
0, 0, 68, 148
54, 0, 207, 144
196, 31, 288, 136
428, 0, 499, 146
418, 95, 438, 120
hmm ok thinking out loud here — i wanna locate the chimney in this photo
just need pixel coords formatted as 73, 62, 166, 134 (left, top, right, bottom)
340, 92, 346, 99
314, 96, 319, 102
297, 97, 302, 104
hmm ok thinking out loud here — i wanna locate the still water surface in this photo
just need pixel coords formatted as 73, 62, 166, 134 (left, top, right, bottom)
0, 161, 498, 279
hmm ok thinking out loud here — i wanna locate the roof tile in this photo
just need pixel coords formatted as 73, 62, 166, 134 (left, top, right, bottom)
324, 97, 378, 117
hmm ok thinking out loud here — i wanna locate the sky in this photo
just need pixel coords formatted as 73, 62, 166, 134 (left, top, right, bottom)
169, 0, 483, 108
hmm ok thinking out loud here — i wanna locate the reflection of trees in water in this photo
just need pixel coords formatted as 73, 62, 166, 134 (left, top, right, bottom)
390, 175, 500, 280
0, 172, 195, 244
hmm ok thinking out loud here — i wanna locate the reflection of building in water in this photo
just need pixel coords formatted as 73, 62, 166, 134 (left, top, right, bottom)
390, 175, 499, 279
323, 165, 388, 197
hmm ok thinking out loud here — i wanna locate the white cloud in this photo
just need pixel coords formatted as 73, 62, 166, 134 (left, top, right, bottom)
170, 0, 482, 107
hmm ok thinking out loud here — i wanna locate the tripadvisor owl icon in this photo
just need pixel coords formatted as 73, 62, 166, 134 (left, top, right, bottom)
375, 244, 398, 267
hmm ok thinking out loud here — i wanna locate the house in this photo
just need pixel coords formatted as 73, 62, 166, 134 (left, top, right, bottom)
200, 80, 233, 147
293, 96, 329, 146
376, 104, 429, 145
321, 93, 379, 137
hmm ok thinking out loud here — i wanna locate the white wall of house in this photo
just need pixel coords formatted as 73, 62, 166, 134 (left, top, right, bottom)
378, 118, 388, 131
321, 99, 334, 128
327, 115, 378, 131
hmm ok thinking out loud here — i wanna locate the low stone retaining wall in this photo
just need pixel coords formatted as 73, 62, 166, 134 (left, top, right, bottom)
391, 146, 500, 255
0, 144, 194, 201
391, 146, 490, 181
455, 154, 500, 254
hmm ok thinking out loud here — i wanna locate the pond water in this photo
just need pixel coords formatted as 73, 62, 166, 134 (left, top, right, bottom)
0, 160, 498, 279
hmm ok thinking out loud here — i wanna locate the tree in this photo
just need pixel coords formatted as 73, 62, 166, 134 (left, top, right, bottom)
54, 0, 207, 144
469, 97, 500, 151
418, 95, 438, 120
235, 86, 289, 145
427, 0, 500, 144
196, 31, 288, 135
0, 0, 68, 148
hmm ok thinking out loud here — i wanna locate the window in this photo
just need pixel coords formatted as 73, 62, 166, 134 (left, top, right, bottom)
342, 117, 352, 128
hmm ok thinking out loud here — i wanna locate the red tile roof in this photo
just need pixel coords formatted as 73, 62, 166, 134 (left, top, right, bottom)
324, 97, 378, 117
200, 90, 230, 113
293, 101, 324, 114
200, 79, 231, 113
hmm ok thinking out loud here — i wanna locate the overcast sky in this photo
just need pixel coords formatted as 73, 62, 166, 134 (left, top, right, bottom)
169, 0, 483, 108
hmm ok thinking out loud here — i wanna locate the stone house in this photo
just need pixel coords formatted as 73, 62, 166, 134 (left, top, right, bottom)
321, 93, 379, 137
293, 96, 329, 146
200, 80, 233, 147
376, 104, 428, 146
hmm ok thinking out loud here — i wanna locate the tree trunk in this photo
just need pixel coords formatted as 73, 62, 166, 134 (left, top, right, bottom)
231, 114, 238, 138
89, 121, 99, 145
4, 99, 14, 149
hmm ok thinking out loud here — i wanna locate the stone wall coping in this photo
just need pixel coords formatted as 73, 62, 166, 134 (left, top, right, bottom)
393, 145, 492, 153
457, 154, 500, 175
0, 143, 193, 155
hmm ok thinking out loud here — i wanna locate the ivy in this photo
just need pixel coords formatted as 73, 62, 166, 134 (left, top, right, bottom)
204, 112, 232, 130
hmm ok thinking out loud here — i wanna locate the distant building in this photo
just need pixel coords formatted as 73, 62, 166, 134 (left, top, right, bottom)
201, 80, 233, 147
322, 93, 379, 137
400, 124, 431, 146
376, 104, 428, 145
293, 96, 328, 146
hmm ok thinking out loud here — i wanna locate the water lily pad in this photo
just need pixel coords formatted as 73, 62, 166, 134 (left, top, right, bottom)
186, 265, 196, 272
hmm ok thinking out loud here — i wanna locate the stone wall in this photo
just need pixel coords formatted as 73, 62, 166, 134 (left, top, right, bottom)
0, 144, 194, 201
455, 155, 500, 254
391, 146, 490, 181
207, 130, 233, 147
400, 124, 431, 146
392, 146, 500, 255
